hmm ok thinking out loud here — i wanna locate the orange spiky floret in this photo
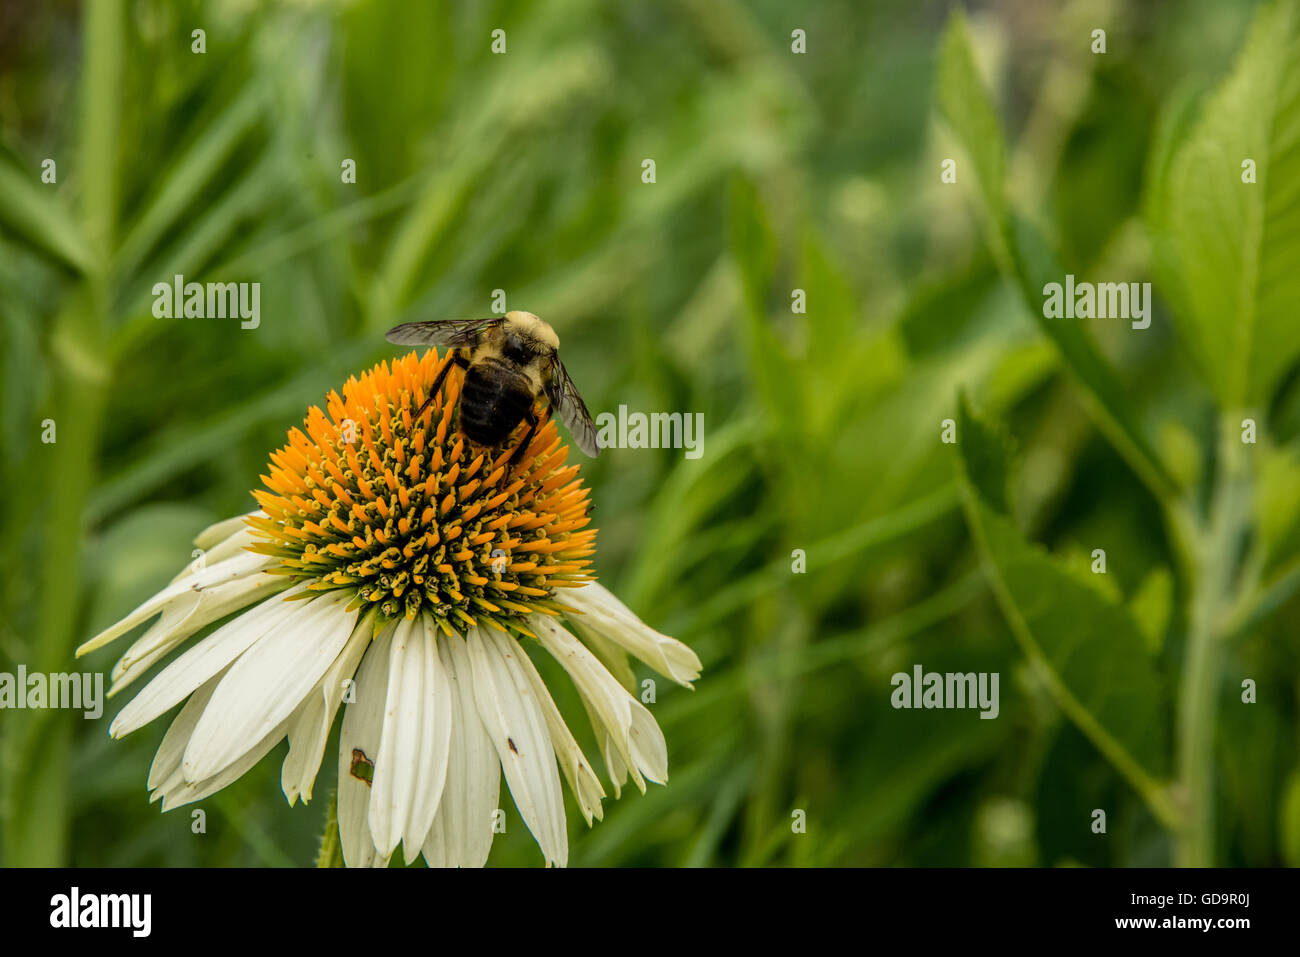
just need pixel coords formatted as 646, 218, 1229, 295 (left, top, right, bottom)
247, 350, 596, 632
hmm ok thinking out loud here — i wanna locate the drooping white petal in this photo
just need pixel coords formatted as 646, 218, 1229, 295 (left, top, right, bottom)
147, 666, 230, 790
531, 614, 668, 792
511, 632, 605, 825
109, 583, 309, 738
562, 582, 701, 686
146, 658, 293, 812
338, 626, 395, 868
109, 571, 289, 698
466, 625, 568, 866
151, 718, 290, 811
181, 589, 358, 782
623, 701, 667, 782
281, 610, 375, 806
368, 616, 452, 859
184, 549, 274, 588
173, 511, 266, 583
600, 731, 632, 799
77, 549, 275, 659
575, 694, 631, 798
193, 511, 260, 551
423, 629, 501, 868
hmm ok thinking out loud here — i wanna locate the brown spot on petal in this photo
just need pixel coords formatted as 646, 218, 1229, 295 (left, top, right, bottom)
350, 748, 374, 787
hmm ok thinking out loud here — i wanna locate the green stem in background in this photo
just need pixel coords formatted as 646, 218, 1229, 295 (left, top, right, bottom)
960, 492, 1185, 833
1225, 550, 1300, 638
5, 295, 109, 866
316, 790, 343, 868
738, 596, 808, 867
1176, 412, 1251, 867
3, 0, 120, 867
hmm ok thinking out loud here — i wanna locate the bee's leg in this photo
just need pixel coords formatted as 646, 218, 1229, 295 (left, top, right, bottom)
415, 353, 468, 421
505, 409, 540, 475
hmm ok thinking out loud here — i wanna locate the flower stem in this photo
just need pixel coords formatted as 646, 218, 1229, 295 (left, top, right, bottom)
316, 789, 343, 868
3, 0, 119, 867
1176, 412, 1250, 867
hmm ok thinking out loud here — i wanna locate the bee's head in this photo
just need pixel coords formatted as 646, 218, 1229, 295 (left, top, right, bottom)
504, 310, 559, 353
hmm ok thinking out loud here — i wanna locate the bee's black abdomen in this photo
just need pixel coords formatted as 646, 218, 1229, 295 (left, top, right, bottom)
459, 360, 533, 447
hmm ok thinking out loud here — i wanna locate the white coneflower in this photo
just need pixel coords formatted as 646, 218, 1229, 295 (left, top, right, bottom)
77, 350, 701, 867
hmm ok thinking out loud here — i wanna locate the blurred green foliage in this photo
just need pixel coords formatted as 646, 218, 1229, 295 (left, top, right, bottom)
1, 0, 1298, 867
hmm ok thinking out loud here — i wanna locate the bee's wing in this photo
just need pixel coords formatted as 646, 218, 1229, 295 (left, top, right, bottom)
545, 359, 601, 458
385, 317, 502, 347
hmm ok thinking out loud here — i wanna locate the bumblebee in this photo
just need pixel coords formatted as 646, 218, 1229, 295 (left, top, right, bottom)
386, 311, 600, 466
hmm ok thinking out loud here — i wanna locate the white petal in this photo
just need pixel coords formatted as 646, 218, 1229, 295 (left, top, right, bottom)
466, 625, 568, 866
151, 718, 290, 811
147, 659, 292, 810
601, 731, 632, 798
624, 702, 667, 783
78, 549, 276, 658
147, 666, 230, 790
281, 611, 375, 806
575, 694, 630, 798
563, 582, 701, 686
366, 617, 419, 856
511, 633, 605, 825
183, 549, 273, 588
338, 626, 395, 868
173, 511, 266, 583
193, 511, 261, 551
407, 618, 453, 853
368, 616, 452, 859
530, 614, 668, 791
109, 572, 289, 698
109, 583, 308, 738
423, 630, 501, 868
181, 590, 357, 782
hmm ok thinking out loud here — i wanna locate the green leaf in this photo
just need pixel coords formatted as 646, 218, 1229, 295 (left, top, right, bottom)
114, 84, 266, 282
1006, 215, 1178, 498
1129, 566, 1174, 655
936, 9, 1008, 260
1255, 442, 1300, 572
1282, 770, 1300, 867
955, 396, 1177, 825
727, 176, 802, 440
936, 11, 1177, 501
0, 158, 95, 273
1147, 0, 1300, 408
955, 394, 1014, 513
897, 259, 1002, 358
